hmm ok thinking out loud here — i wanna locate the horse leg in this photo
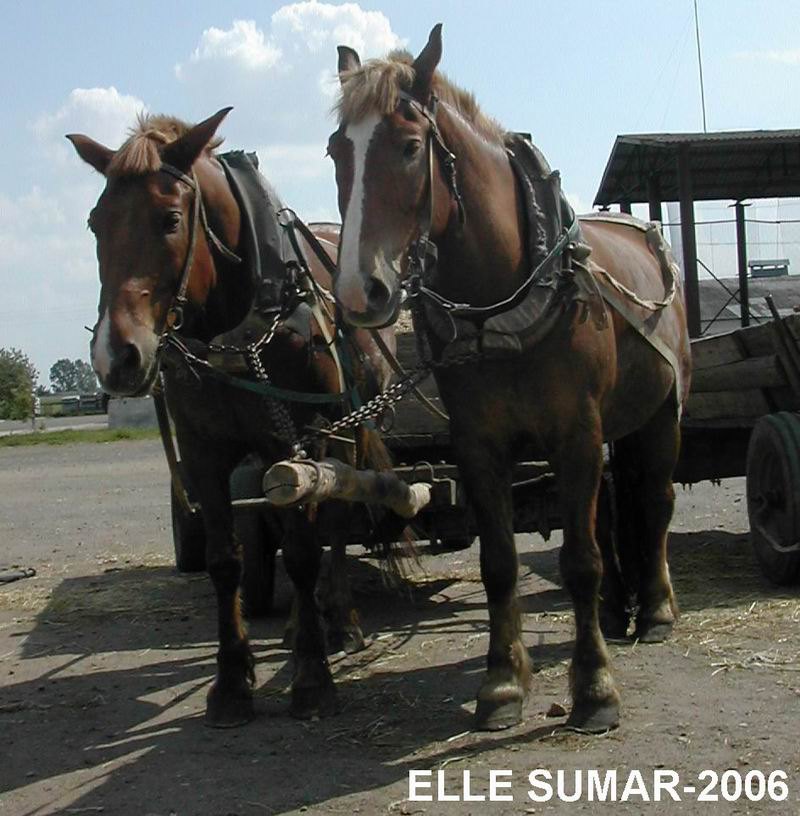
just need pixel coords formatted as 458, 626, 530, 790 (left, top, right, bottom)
457, 441, 530, 731
596, 472, 632, 640
282, 510, 338, 718
323, 531, 366, 655
181, 443, 255, 727
555, 421, 620, 732
630, 399, 681, 643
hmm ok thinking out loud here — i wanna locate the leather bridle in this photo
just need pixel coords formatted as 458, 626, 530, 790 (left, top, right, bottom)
396, 90, 466, 292
398, 93, 581, 324
158, 162, 242, 335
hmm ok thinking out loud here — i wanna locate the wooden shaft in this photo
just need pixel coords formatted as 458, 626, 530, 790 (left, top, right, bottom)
263, 458, 432, 518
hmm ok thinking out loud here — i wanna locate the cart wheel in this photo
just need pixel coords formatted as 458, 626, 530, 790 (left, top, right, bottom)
230, 461, 278, 618
171, 485, 206, 573
746, 412, 800, 585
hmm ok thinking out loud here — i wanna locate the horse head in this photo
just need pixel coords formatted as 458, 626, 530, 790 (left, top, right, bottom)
330, 24, 459, 328
68, 108, 237, 396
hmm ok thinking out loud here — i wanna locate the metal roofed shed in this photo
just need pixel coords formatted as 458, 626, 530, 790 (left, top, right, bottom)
593, 129, 800, 337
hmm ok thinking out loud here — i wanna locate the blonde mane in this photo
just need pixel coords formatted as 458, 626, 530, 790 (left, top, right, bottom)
336, 49, 506, 145
107, 113, 222, 177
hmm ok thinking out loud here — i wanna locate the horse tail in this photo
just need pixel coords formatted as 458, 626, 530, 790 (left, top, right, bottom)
358, 425, 418, 581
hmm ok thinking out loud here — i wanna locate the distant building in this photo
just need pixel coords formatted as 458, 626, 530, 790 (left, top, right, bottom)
38, 392, 106, 417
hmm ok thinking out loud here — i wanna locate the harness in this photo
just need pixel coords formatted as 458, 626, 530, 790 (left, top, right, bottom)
154, 154, 366, 459
393, 93, 681, 402
398, 92, 587, 365
157, 162, 243, 333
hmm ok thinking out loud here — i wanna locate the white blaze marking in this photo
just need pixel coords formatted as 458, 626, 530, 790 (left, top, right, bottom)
92, 309, 113, 379
338, 114, 381, 306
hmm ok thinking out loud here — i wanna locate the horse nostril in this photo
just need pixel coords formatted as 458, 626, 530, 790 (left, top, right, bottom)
366, 276, 391, 310
117, 342, 142, 372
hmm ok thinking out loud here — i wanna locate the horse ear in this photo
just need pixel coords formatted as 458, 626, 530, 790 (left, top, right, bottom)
161, 107, 233, 172
411, 23, 443, 103
65, 134, 114, 175
337, 45, 361, 84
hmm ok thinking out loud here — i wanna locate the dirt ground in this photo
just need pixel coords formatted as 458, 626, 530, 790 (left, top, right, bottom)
1, 439, 799, 816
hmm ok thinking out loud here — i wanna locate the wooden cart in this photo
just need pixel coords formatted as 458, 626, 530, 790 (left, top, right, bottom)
675, 306, 800, 584
168, 308, 800, 618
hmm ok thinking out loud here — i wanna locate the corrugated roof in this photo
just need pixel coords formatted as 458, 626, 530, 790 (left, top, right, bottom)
594, 129, 800, 206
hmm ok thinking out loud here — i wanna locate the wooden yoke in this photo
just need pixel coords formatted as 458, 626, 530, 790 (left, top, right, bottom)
263, 458, 431, 518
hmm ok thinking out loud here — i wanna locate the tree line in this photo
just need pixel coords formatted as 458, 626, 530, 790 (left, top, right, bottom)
0, 349, 98, 420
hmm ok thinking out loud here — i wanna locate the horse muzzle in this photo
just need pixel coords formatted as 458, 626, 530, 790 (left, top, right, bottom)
91, 317, 160, 397
101, 348, 159, 397
334, 262, 403, 329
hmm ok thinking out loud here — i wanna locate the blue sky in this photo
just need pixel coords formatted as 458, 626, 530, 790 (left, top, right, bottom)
1, 0, 799, 383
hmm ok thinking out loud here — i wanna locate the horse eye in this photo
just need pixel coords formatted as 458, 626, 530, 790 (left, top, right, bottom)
403, 140, 422, 160
163, 211, 181, 233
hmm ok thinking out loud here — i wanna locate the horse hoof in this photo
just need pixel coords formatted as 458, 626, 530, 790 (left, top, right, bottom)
599, 613, 630, 642
205, 685, 255, 729
474, 696, 523, 731
290, 682, 339, 720
565, 698, 620, 734
327, 625, 366, 655
634, 620, 674, 643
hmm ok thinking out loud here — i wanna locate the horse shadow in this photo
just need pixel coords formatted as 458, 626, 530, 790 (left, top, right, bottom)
4, 551, 574, 815
5, 527, 788, 814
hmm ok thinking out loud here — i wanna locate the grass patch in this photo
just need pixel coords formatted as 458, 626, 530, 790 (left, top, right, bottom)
0, 427, 160, 448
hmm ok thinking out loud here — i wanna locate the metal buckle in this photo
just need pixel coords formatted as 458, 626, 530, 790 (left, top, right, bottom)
167, 305, 184, 331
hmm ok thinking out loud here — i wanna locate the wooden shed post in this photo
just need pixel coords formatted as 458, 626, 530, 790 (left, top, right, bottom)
735, 200, 750, 328
678, 144, 701, 337
647, 175, 663, 224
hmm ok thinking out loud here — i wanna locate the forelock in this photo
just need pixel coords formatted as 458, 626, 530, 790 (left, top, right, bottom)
335, 48, 506, 145
335, 51, 415, 123
107, 113, 223, 178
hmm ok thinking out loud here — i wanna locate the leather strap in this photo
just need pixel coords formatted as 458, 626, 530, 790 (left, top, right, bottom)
152, 376, 197, 515
593, 271, 683, 418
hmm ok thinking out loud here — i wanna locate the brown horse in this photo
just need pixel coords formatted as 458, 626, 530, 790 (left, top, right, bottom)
329, 27, 691, 732
68, 109, 397, 726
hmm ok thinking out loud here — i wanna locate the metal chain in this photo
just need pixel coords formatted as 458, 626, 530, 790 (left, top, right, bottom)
207, 312, 281, 356
296, 362, 433, 450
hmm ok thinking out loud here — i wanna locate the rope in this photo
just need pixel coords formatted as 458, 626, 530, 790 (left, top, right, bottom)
590, 261, 678, 312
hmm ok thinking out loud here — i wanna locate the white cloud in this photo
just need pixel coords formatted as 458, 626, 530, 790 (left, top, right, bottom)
736, 48, 800, 66
170, 2, 404, 211
1, 86, 149, 376
175, 20, 281, 78
33, 86, 147, 155
3, 3, 405, 376
174, 3, 404, 151
271, 0, 403, 56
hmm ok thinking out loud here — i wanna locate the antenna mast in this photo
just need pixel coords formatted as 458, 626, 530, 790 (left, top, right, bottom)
693, 0, 708, 132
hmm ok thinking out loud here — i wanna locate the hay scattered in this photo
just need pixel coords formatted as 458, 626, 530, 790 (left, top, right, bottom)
0, 552, 205, 620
